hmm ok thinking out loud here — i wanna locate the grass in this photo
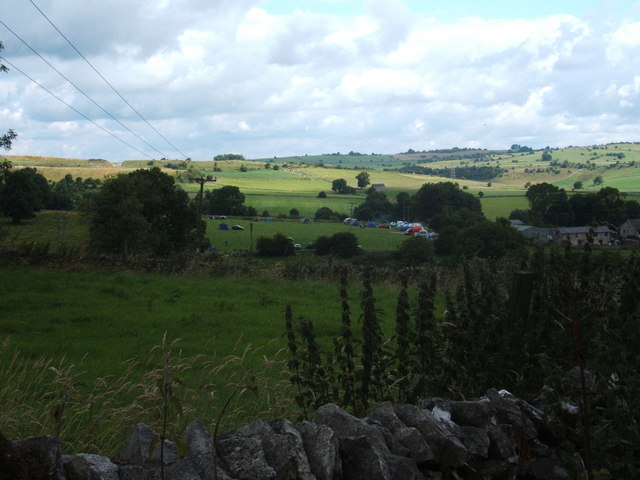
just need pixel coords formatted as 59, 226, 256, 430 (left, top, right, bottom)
207, 218, 408, 253
0, 212, 409, 253
0, 264, 407, 454
1, 211, 91, 246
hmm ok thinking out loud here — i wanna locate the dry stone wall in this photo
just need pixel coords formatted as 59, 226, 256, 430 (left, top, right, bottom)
1, 389, 575, 480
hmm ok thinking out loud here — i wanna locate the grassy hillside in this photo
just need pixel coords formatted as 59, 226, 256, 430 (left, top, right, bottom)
5, 141, 639, 222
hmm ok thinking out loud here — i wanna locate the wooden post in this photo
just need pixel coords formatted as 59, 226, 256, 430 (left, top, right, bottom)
190, 176, 216, 232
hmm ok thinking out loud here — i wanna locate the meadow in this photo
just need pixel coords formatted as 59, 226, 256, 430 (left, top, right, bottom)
6, 142, 639, 223
0, 263, 409, 455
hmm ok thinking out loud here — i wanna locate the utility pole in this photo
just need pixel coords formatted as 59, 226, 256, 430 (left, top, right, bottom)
190, 175, 216, 232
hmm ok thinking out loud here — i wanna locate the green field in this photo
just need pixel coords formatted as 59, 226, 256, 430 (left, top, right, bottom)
0, 264, 406, 454
4, 141, 639, 229
207, 218, 407, 252
0, 212, 409, 253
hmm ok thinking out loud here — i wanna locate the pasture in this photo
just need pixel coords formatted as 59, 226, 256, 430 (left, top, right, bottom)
0, 211, 410, 253
0, 264, 407, 454
207, 218, 408, 253
4, 141, 639, 232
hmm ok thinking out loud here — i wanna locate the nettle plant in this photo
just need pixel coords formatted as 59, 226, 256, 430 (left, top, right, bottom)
285, 249, 640, 478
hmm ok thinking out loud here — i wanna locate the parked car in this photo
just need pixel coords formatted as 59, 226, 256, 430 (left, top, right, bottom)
405, 226, 423, 235
414, 230, 435, 239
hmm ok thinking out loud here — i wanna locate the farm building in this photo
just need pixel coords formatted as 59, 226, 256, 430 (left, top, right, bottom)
514, 225, 553, 245
552, 226, 614, 247
619, 219, 640, 239
371, 183, 386, 192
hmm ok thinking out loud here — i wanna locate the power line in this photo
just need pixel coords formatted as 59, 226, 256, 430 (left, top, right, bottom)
1, 55, 155, 160
28, 0, 189, 160
0, 18, 169, 159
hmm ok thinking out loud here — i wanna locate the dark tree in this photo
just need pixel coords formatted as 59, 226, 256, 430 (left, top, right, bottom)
90, 168, 202, 255
0, 158, 12, 183
353, 191, 393, 220
314, 232, 360, 257
509, 209, 529, 223
331, 178, 348, 193
203, 185, 247, 216
256, 233, 296, 257
395, 191, 411, 220
0, 129, 17, 151
0, 167, 50, 224
394, 236, 435, 266
331, 178, 355, 194
411, 182, 482, 222
450, 218, 526, 258
355, 171, 370, 189
314, 207, 335, 220
526, 182, 573, 226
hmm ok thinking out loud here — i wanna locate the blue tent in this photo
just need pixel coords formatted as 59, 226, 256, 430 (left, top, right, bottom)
219, 223, 229, 230
366, 221, 377, 228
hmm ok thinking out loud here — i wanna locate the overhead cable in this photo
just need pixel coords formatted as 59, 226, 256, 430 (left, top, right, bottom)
0, 18, 169, 159
1, 55, 155, 160
28, 0, 189, 160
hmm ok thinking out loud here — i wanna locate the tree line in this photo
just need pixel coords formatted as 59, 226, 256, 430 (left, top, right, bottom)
512, 182, 640, 227
397, 164, 506, 181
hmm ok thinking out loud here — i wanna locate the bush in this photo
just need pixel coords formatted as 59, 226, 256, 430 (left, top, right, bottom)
256, 233, 296, 257
318, 191, 327, 198
314, 207, 334, 220
394, 236, 435, 266
314, 232, 360, 258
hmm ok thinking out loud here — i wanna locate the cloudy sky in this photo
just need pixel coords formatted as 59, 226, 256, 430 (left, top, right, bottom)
1, 0, 640, 161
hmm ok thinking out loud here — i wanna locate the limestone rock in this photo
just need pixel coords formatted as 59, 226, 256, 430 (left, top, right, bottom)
65, 453, 118, 480
393, 403, 470, 467
297, 420, 342, 480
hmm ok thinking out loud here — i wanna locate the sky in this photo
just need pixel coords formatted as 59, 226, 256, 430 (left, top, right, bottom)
1, 0, 640, 161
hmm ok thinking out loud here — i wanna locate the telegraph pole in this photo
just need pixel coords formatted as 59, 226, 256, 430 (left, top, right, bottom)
190, 175, 216, 232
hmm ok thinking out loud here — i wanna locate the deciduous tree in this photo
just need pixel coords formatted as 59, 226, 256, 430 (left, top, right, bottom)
0, 167, 50, 224
90, 168, 202, 255
355, 171, 370, 189
525, 182, 573, 226
411, 182, 482, 222
203, 185, 247, 216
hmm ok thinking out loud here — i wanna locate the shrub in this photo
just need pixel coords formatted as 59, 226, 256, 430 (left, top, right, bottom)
256, 233, 296, 257
394, 236, 435, 266
318, 191, 327, 198
314, 207, 334, 220
314, 232, 359, 258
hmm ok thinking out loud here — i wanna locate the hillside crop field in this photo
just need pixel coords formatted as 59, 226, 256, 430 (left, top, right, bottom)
4, 141, 639, 225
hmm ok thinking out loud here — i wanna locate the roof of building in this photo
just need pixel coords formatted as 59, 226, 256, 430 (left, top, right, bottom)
621, 219, 640, 228
556, 226, 614, 234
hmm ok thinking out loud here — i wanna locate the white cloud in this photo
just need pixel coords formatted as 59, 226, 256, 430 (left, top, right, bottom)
2, 1, 640, 159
